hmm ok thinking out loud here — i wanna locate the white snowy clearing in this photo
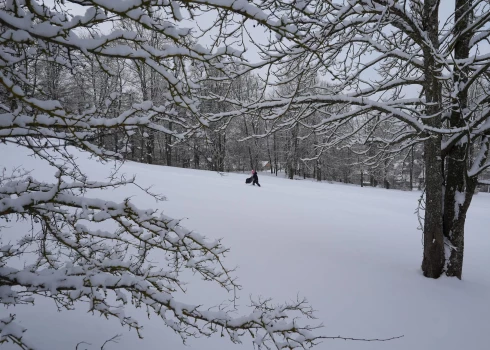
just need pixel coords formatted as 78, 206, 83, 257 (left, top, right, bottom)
2, 144, 490, 350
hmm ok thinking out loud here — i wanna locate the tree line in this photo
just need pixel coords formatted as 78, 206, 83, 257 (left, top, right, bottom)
23, 21, 434, 191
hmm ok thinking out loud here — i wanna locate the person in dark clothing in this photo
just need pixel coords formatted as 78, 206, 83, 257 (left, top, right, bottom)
252, 170, 261, 187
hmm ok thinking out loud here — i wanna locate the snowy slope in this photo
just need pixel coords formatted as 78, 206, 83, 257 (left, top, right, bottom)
2, 144, 490, 350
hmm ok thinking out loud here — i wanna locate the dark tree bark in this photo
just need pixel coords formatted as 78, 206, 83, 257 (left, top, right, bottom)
193, 142, 200, 169
288, 125, 299, 179
266, 130, 274, 174
442, 0, 474, 279
146, 130, 154, 164
316, 159, 322, 182
140, 127, 145, 162
114, 132, 118, 154
421, 0, 445, 279
219, 134, 226, 172
165, 122, 172, 166
383, 159, 389, 189
409, 146, 414, 191
242, 117, 255, 170
273, 133, 279, 176
359, 156, 363, 187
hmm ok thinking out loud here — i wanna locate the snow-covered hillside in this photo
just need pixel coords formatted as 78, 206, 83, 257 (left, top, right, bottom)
2, 145, 490, 350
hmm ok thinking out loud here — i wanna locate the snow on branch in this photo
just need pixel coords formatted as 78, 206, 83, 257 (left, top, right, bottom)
0, 1, 332, 349
0, 315, 34, 350
0, 161, 326, 349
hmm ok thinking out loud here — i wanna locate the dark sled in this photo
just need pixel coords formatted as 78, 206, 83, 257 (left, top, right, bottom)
245, 177, 253, 184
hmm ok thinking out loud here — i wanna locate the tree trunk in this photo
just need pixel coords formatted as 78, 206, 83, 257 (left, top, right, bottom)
146, 130, 154, 164
444, 179, 476, 278
289, 125, 299, 180
243, 118, 254, 170
165, 122, 172, 166
442, 0, 474, 279
193, 142, 199, 169
444, 142, 469, 279
409, 146, 414, 191
130, 132, 135, 160
422, 134, 445, 278
140, 128, 145, 163
273, 133, 278, 176
359, 156, 363, 187
383, 159, 390, 189
288, 164, 294, 179
220, 134, 226, 172
421, 0, 445, 279
266, 133, 274, 174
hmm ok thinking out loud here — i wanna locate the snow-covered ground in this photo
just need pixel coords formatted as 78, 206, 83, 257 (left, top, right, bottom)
2, 145, 490, 350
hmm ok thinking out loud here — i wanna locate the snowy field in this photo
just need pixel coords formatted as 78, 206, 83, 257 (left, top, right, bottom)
2, 145, 490, 350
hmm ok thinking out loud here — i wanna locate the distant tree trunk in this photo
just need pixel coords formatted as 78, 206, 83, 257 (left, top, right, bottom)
115, 61, 123, 156
146, 130, 154, 164
288, 125, 299, 180
135, 62, 150, 164
248, 145, 254, 170
165, 122, 172, 166
220, 134, 226, 172
359, 156, 363, 187
131, 133, 135, 160
140, 128, 145, 162
193, 143, 199, 169
288, 164, 294, 179
243, 118, 254, 170
266, 133, 273, 174
146, 61, 156, 165
273, 133, 278, 176
114, 132, 118, 154
409, 146, 414, 191
383, 159, 389, 189
251, 122, 259, 171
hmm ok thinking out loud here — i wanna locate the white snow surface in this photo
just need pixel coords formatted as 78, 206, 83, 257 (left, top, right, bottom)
2, 145, 490, 350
